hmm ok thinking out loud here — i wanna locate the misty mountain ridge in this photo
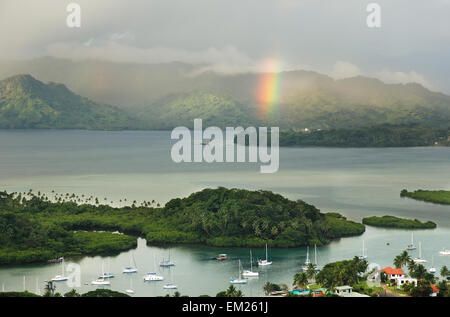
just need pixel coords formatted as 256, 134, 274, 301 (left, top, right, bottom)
1, 57, 450, 129
0, 74, 136, 129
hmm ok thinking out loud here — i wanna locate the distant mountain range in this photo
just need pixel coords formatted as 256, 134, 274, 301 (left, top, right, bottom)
1, 57, 450, 130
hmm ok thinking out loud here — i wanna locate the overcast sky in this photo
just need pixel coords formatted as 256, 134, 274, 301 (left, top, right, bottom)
1, 0, 449, 92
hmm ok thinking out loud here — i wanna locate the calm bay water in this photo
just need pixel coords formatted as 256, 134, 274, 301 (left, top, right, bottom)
0, 129, 449, 296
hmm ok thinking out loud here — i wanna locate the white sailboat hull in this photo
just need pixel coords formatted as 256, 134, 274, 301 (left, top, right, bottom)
51, 275, 68, 282
123, 268, 137, 273
258, 260, 272, 266
230, 279, 247, 284
242, 270, 259, 277
413, 258, 427, 263
439, 250, 450, 256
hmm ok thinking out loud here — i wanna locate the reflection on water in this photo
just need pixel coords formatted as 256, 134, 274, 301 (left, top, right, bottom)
1, 228, 450, 297
0, 130, 449, 296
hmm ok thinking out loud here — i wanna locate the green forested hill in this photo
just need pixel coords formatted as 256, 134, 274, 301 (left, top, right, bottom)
140, 92, 258, 129
0, 187, 364, 263
0, 74, 137, 129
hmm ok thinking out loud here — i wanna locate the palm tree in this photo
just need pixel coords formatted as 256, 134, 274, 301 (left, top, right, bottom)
407, 259, 417, 274
394, 251, 411, 269
225, 285, 243, 297
411, 264, 427, 280
293, 272, 309, 288
440, 266, 449, 279
306, 263, 317, 281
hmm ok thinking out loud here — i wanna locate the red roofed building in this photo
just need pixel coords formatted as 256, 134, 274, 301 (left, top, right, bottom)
381, 267, 406, 282
430, 284, 438, 297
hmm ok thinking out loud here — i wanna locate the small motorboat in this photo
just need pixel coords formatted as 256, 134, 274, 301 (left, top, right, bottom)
217, 254, 228, 261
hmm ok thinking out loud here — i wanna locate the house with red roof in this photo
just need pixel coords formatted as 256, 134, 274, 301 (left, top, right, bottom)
381, 267, 406, 282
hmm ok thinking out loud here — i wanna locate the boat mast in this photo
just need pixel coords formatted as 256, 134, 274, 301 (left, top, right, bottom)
314, 244, 317, 265
265, 244, 268, 261
250, 250, 253, 271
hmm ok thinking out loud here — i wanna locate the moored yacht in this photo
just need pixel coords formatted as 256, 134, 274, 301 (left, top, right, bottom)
406, 233, 416, 250
51, 258, 68, 282
230, 260, 247, 284
242, 250, 259, 277
413, 242, 427, 263
258, 244, 272, 266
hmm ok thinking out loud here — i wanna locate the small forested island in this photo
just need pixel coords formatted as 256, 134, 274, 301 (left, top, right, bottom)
401, 189, 450, 205
362, 215, 436, 229
279, 125, 450, 147
0, 187, 364, 264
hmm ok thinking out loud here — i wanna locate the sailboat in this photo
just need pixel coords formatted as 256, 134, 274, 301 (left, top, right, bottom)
413, 242, 427, 263
123, 253, 138, 273
99, 260, 114, 278
144, 255, 164, 281
406, 232, 416, 250
301, 246, 311, 272
163, 268, 177, 289
359, 240, 368, 260
92, 263, 111, 285
258, 244, 272, 266
429, 256, 436, 273
125, 276, 135, 294
313, 244, 322, 271
230, 260, 247, 284
52, 258, 68, 281
242, 250, 259, 277
160, 250, 175, 267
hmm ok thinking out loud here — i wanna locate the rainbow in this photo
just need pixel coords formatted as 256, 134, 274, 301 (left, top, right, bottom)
255, 58, 282, 118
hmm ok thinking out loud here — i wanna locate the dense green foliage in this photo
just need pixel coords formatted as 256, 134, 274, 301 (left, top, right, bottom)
216, 285, 244, 297
0, 75, 138, 130
401, 189, 450, 205
147, 188, 365, 247
279, 125, 450, 147
315, 257, 368, 288
0, 192, 137, 264
362, 215, 436, 229
0, 291, 41, 297
0, 187, 364, 264
81, 289, 130, 297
